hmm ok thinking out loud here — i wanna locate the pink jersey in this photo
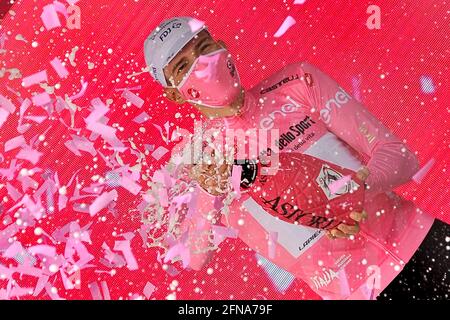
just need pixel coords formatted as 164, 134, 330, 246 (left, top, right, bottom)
181, 61, 434, 300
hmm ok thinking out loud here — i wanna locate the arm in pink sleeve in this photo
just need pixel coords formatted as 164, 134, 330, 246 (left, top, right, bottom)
287, 60, 419, 194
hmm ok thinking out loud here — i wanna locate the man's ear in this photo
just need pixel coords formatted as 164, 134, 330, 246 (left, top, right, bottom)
217, 40, 227, 49
163, 87, 186, 104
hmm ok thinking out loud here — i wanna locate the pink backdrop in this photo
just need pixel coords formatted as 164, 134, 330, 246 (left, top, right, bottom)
0, 0, 448, 300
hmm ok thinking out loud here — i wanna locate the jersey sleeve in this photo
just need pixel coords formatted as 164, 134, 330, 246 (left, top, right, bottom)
283, 60, 419, 194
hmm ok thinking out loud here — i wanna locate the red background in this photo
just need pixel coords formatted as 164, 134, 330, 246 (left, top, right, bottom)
0, 0, 448, 299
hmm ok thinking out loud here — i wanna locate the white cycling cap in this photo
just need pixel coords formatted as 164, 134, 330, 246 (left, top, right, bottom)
144, 16, 208, 87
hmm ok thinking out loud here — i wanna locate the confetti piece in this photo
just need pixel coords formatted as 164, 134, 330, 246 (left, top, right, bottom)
22, 70, 48, 88
0, 94, 16, 113
122, 89, 144, 108
151, 146, 169, 160
0, 108, 10, 129
274, 16, 296, 38
412, 158, 435, 184
89, 282, 103, 300
53, 1, 69, 19
268, 231, 278, 259
31, 92, 51, 106
50, 57, 69, 78
164, 242, 191, 268
133, 111, 150, 124
115, 85, 142, 92
352, 75, 362, 102
89, 190, 118, 217
231, 165, 242, 199
40, 4, 62, 31
16, 147, 43, 165
420, 75, 436, 94
143, 282, 155, 299
28, 245, 56, 257
15, 34, 28, 43
0, 32, 7, 49
69, 79, 88, 100
69, 46, 79, 67
5, 135, 26, 152
144, 144, 155, 151
211, 225, 238, 247
328, 174, 352, 194
119, 174, 142, 195
294, 0, 307, 4
101, 281, 111, 300
188, 18, 205, 33
24, 115, 47, 123
113, 240, 138, 270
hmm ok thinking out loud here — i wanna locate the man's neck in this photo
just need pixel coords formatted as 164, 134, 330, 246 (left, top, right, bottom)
195, 89, 245, 119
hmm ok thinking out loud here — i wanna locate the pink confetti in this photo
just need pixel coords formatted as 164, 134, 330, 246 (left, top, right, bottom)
143, 282, 155, 299
114, 85, 142, 92
16, 147, 43, 165
119, 175, 142, 195
89, 190, 118, 217
151, 146, 169, 160
152, 121, 170, 143
22, 70, 48, 87
101, 281, 111, 300
122, 89, 144, 108
54, 1, 69, 19
69, 79, 88, 100
412, 158, 435, 184
268, 231, 278, 259
231, 165, 242, 199
5, 135, 26, 152
89, 282, 103, 300
24, 115, 47, 123
40, 4, 62, 31
133, 111, 150, 124
113, 240, 138, 270
188, 18, 205, 32
0, 109, 9, 129
294, 0, 307, 4
328, 174, 352, 194
31, 92, 51, 106
0, 94, 16, 113
164, 242, 191, 268
274, 16, 296, 38
352, 75, 362, 102
211, 225, 238, 246
50, 57, 69, 78
28, 245, 56, 257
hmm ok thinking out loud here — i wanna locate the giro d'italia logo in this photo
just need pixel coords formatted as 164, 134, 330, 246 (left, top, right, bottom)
187, 88, 200, 99
316, 164, 359, 200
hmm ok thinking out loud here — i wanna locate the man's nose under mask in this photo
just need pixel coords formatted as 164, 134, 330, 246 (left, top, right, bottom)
167, 48, 242, 108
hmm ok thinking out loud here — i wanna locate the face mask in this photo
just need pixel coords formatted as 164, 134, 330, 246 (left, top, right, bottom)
167, 48, 242, 108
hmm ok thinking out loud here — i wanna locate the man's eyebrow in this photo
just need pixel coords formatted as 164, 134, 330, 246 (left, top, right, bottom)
171, 37, 209, 74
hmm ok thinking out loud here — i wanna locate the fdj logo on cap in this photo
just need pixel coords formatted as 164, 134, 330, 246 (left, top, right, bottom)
159, 21, 182, 42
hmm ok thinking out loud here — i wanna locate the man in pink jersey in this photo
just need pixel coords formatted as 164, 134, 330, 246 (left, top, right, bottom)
143, 17, 449, 299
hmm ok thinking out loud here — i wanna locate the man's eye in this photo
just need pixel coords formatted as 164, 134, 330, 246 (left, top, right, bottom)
201, 44, 211, 51
177, 62, 187, 74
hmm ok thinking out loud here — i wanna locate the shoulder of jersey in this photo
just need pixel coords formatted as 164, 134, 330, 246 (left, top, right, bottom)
252, 61, 308, 96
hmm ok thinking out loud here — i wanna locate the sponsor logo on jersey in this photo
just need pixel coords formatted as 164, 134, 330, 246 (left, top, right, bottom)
260, 74, 300, 94
316, 164, 360, 200
319, 87, 352, 124
259, 97, 307, 130
274, 116, 316, 151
